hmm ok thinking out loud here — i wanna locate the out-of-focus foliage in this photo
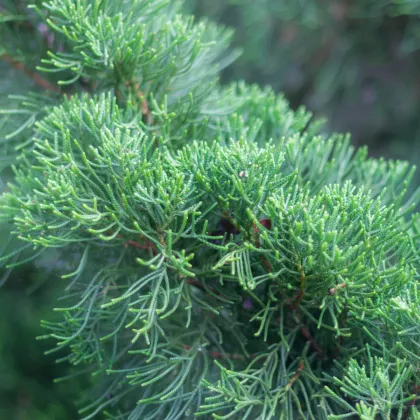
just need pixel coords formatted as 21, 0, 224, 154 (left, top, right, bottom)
0, 247, 84, 419
186, 0, 420, 161
1, 2, 82, 414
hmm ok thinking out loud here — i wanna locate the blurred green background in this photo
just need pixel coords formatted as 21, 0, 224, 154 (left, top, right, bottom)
186, 0, 420, 162
2, 0, 420, 418
0, 260, 81, 420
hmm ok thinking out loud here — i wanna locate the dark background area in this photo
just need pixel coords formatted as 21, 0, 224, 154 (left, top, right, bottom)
2, 0, 420, 418
186, 0, 420, 163
0, 264, 81, 420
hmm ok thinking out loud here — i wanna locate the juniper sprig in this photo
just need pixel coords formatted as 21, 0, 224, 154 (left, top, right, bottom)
1, 1, 419, 419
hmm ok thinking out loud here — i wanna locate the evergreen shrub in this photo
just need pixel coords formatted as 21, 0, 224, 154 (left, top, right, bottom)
1, 1, 419, 418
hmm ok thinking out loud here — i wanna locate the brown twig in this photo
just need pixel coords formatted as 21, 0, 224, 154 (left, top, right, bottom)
287, 360, 304, 388
187, 278, 206, 292
293, 263, 306, 310
124, 239, 157, 251
2, 53, 61, 94
252, 219, 273, 273
222, 210, 241, 233
402, 386, 419, 420
122, 80, 154, 124
112, 232, 158, 254
261, 255, 273, 273
131, 82, 160, 148
132, 83, 152, 124
299, 325, 323, 358
291, 304, 324, 359
181, 344, 245, 361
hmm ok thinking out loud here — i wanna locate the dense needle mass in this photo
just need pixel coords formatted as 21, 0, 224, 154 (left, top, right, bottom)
0, 1, 419, 419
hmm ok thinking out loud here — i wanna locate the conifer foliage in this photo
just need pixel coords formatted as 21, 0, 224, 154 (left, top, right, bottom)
1, 1, 419, 419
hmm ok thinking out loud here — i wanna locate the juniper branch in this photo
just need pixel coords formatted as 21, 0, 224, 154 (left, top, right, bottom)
0, 1, 419, 419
